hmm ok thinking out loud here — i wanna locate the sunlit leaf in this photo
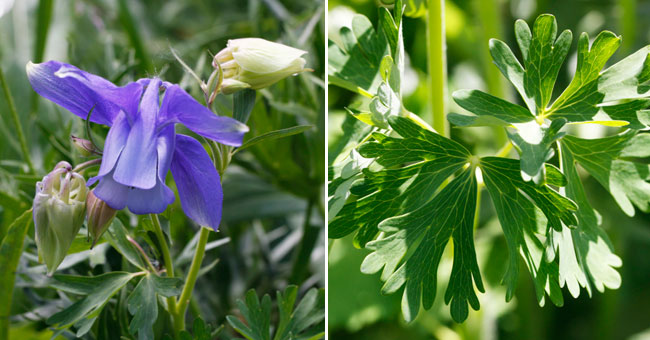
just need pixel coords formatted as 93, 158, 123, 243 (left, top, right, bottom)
561, 132, 650, 216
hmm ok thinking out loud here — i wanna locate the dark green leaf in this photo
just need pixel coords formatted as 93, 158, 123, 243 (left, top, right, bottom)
48, 272, 137, 329
127, 275, 157, 340
227, 286, 324, 340
192, 318, 212, 340
459, 14, 650, 182
561, 132, 650, 216
451, 89, 534, 126
557, 143, 622, 297
150, 275, 184, 297
521, 15, 572, 113
0, 209, 32, 336
238, 125, 313, 152
480, 157, 570, 306
549, 34, 650, 127
273, 286, 325, 340
227, 289, 272, 340
360, 167, 481, 323
104, 218, 147, 270
329, 116, 471, 247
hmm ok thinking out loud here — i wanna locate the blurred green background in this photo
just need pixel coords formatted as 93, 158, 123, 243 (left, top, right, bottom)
328, 0, 650, 339
0, 0, 324, 338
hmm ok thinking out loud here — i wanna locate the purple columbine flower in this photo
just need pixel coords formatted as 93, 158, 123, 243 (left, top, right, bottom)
27, 61, 249, 231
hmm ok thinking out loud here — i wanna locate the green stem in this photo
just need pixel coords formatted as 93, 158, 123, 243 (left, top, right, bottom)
0, 67, 34, 173
620, 0, 637, 54
427, 0, 448, 137
150, 214, 178, 331
473, 0, 505, 99
127, 236, 158, 273
174, 227, 210, 333
496, 141, 513, 158
72, 158, 102, 173
473, 0, 507, 145
473, 181, 483, 230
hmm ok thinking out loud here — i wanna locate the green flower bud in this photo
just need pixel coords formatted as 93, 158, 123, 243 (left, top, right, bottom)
86, 190, 117, 248
214, 38, 308, 94
33, 161, 87, 275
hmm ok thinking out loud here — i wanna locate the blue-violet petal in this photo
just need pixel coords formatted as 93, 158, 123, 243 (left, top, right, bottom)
170, 134, 223, 231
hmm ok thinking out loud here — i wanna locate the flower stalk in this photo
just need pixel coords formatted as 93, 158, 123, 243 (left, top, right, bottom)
427, 0, 448, 137
150, 214, 178, 326
173, 226, 210, 334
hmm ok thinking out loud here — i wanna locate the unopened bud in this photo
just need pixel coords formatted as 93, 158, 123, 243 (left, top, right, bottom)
213, 38, 308, 94
86, 190, 117, 248
33, 161, 87, 275
71, 135, 100, 156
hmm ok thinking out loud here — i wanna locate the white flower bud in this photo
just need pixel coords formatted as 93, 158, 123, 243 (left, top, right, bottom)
33, 161, 88, 275
213, 38, 308, 94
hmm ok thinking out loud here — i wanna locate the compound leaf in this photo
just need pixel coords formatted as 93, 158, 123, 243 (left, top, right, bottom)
507, 118, 567, 183
561, 132, 650, 216
479, 157, 577, 306
227, 286, 324, 340
48, 272, 138, 329
328, 14, 389, 95
454, 14, 650, 182
549, 35, 650, 127
520, 15, 572, 114
557, 143, 622, 297
329, 116, 471, 247
127, 274, 181, 340
361, 167, 482, 323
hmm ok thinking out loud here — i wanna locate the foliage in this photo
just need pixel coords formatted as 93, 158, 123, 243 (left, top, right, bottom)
328, 0, 649, 326
0, 0, 324, 339
227, 285, 325, 340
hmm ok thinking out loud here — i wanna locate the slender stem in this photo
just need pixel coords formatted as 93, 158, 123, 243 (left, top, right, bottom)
150, 214, 178, 330
0, 67, 34, 173
473, 0, 507, 145
174, 227, 210, 333
620, 0, 637, 54
127, 236, 158, 273
72, 158, 102, 173
473, 0, 505, 99
473, 180, 483, 230
427, 0, 448, 137
496, 141, 513, 158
